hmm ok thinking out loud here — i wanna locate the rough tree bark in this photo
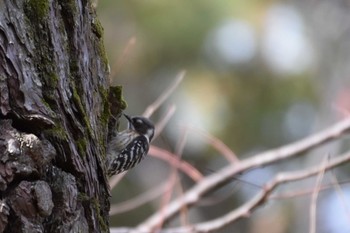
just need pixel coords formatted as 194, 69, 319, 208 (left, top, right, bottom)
0, 0, 125, 232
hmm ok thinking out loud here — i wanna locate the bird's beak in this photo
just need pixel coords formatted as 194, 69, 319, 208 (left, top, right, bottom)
123, 114, 134, 129
123, 113, 132, 123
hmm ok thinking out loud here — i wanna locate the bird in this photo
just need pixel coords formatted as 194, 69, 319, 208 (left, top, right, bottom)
106, 114, 154, 176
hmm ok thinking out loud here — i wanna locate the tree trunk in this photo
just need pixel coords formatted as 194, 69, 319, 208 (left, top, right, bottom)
0, 0, 123, 232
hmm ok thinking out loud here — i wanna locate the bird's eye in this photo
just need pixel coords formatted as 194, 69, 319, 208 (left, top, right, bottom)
135, 119, 143, 125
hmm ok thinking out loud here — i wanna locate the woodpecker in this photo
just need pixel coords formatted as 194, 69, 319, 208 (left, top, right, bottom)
106, 114, 155, 176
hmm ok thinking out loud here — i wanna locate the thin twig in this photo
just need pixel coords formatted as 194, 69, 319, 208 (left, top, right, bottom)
109, 172, 127, 190
189, 152, 350, 233
309, 155, 328, 233
330, 172, 350, 223
174, 130, 190, 228
143, 70, 186, 118
110, 182, 168, 215
149, 146, 203, 182
133, 118, 350, 232
154, 105, 176, 139
187, 126, 239, 163
156, 128, 188, 231
270, 178, 350, 200
176, 179, 189, 228
165, 152, 350, 233
109, 37, 136, 81
111, 151, 350, 233
157, 170, 178, 231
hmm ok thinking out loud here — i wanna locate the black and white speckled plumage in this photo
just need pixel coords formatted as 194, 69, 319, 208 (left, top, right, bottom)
106, 114, 154, 176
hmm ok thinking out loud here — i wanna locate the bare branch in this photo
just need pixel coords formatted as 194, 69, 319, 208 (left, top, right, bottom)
109, 147, 349, 233
109, 37, 137, 81
109, 172, 127, 190
154, 105, 176, 139
187, 126, 239, 163
133, 118, 350, 232
330, 173, 350, 222
184, 152, 350, 233
143, 71, 186, 118
269, 179, 350, 200
110, 182, 168, 215
149, 146, 203, 182
126, 151, 350, 233
309, 155, 328, 233
155, 128, 188, 231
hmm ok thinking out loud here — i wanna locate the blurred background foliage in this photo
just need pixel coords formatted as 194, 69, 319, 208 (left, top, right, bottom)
97, 0, 350, 232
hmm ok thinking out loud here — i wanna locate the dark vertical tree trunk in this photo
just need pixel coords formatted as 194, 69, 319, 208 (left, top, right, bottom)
0, 0, 123, 232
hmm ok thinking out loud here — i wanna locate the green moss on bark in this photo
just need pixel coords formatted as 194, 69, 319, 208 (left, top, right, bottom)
91, 18, 104, 39
109, 85, 127, 112
76, 138, 87, 157
92, 198, 108, 232
91, 18, 109, 71
24, 0, 49, 22
71, 85, 93, 137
